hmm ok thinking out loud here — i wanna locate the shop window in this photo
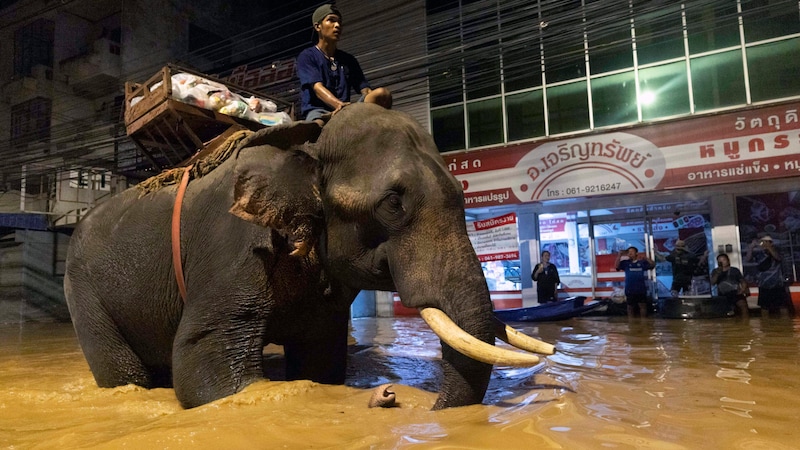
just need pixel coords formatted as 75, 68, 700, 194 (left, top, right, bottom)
13, 18, 54, 77
506, 90, 545, 142
482, 260, 521, 291
638, 61, 689, 121
591, 71, 637, 127
426, 0, 459, 14
431, 105, 465, 152
427, 1, 463, 107
691, 50, 746, 112
463, 6, 501, 100
10, 97, 51, 148
747, 37, 800, 102
736, 192, 799, 285
540, 212, 590, 300
465, 46, 501, 100
586, 0, 633, 75
499, 0, 542, 93
467, 98, 503, 148
502, 43, 543, 93
741, 0, 800, 43
588, 28, 633, 75
633, 2, 684, 65
429, 63, 464, 108
23, 172, 47, 196
542, 0, 585, 84
686, 0, 740, 54
652, 214, 713, 297
547, 81, 589, 135
540, 213, 589, 275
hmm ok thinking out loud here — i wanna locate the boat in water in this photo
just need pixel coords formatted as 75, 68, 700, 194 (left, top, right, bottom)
656, 295, 735, 319
494, 296, 606, 322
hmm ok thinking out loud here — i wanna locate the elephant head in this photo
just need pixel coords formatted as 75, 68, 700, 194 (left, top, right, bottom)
231, 103, 553, 409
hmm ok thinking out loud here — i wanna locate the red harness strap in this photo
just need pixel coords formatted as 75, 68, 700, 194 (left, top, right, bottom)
172, 165, 193, 303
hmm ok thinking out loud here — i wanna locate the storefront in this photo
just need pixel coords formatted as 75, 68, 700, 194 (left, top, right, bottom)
451, 100, 800, 310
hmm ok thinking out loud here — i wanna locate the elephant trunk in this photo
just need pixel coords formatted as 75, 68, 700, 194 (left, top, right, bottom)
392, 223, 551, 409
437, 242, 508, 410
433, 335, 493, 410
393, 236, 498, 409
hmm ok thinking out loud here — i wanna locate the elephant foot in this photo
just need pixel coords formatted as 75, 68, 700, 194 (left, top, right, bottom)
289, 239, 311, 257
368, 383, 396, 408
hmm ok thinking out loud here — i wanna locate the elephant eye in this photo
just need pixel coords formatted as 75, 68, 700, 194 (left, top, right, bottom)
379, 192, 405, 218
387, 194, 403, 211
376, 192, 408, 231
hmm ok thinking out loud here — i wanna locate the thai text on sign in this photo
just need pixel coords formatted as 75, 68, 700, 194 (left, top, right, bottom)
467, 213, 520, 262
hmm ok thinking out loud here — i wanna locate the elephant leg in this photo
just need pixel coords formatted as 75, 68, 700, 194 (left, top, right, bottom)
71, 307, 155, 388
284, 311, 349, 384
172, 317, 266, 408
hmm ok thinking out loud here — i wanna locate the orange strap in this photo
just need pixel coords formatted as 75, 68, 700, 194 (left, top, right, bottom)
172, 165, 193, 303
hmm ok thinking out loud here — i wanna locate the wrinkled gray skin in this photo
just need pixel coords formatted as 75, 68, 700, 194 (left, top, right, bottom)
64, 103, 494, 410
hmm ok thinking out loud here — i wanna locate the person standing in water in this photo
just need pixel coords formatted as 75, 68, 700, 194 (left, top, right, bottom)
532, 250, 560, 303
616, 246, 655, 318
665, 240, 699, 296
710, 253, 749, 318
746, 235, 795, 317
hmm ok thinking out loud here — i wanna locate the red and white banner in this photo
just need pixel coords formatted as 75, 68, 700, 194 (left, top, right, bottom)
449, 102, 800, 208
467, 213, 520, 262
539, 217, 567, 234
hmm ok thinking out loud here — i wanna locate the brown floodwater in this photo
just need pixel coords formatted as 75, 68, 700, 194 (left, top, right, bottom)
2, 315, 799, 449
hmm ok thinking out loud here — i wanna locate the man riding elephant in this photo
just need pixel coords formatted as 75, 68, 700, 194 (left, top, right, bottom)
64, 104, 552, 410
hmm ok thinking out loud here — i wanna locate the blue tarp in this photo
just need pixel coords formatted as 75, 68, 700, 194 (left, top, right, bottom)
0, 213, 49, 231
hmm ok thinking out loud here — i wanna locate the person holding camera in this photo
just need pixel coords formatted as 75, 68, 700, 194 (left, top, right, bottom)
531, 250, 560, 304
710, 253, 749, 318
746, 235, 795, 316
665, 240, 699, 296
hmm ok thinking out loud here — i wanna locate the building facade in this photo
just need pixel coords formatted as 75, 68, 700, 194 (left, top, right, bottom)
0, 0, 315, 322
423, 0, 800, 310
1, 0, 799, 321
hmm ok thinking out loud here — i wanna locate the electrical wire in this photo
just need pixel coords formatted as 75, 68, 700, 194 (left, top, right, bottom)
1, 0, 799, 188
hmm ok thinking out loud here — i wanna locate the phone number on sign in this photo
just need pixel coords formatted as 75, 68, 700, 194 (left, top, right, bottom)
544, 182, 622, 198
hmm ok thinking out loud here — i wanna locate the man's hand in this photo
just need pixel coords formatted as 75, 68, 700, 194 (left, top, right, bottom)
313, 82, 349, 115
332, 101, 351, 115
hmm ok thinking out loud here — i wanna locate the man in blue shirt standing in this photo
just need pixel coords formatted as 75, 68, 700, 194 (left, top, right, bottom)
615, 246, 655, 318
297, 4, 392, 125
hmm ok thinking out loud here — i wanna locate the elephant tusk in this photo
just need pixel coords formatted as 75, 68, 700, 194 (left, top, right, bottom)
419, 308, 540, 367
493, 317, 556, 355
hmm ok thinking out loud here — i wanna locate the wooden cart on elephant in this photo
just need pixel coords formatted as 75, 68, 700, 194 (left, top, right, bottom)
123, 64, 294, 179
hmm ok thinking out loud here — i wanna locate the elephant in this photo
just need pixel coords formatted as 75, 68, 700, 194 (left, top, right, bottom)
64, 102, 554, 410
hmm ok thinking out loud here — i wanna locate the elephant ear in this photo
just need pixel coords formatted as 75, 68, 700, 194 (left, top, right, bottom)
229, 145, 323, 256
238, 120, 323, 150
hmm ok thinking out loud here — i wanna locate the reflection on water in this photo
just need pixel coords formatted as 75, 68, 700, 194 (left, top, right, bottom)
2, 316, 800, 448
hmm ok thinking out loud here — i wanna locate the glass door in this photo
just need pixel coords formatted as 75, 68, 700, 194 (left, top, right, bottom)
593, 218, 648, 299
538, 212, 591, 300
649, 213, 713, 297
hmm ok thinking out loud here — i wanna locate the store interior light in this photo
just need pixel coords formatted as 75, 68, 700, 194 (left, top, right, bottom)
640, 90, 656, 106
